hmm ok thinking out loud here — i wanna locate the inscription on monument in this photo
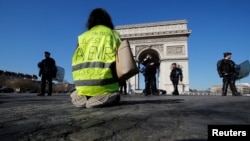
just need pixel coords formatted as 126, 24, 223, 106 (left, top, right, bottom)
129, 37, 187, 44
118, 24, 187, 35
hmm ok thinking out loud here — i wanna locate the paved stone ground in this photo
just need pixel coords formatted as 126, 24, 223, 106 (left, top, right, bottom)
0, 93, 249, 141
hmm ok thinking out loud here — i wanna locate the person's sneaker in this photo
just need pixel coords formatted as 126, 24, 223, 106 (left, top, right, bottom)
47, 94, 52, 96
70, 91, 87, 108
86, 92, 120, 108
37, 93, 45, 96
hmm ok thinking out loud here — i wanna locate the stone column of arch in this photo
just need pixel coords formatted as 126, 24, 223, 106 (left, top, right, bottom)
115, 20, 191, 95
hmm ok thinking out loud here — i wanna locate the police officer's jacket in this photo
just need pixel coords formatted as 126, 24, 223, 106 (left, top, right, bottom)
170, 68, 183, 82
72, 25, 120, 96
141, 59, 159, 75
38, 57, 57, 77
217, 59, 238, 77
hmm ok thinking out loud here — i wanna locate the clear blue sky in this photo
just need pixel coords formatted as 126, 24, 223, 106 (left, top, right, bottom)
1, 0, 250, 90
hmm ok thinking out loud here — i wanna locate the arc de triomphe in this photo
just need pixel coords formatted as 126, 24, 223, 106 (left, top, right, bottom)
115, 20, 191, 94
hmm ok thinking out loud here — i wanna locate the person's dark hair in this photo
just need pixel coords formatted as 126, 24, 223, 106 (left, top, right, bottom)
86, 8, 114, 30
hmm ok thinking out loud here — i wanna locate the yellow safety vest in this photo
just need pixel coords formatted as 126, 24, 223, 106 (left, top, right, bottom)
72, 25, 120, 96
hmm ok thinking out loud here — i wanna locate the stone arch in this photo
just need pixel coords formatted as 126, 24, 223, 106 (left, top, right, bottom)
136, 49, 162, 90
115, 20, 191, 94
137, 48, 161, 63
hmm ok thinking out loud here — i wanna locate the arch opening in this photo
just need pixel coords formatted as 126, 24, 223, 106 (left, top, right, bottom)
137, 49, 160, 91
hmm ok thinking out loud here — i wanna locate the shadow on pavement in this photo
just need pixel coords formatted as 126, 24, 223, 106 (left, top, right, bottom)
120, 99, 184, 105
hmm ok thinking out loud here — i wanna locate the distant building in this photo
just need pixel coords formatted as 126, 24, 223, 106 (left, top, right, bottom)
0, 69, 74, 93
0, 70, 38, 80
210, 83, 250, 95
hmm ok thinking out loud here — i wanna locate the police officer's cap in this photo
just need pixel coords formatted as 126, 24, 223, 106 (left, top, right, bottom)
223, 52, 231, 57
45, 51, 50, 55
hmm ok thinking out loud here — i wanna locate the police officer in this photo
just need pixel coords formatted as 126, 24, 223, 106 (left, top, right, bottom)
141, 54, 160, 96
37, 51, 57, 96
170, 63, 183, 95
217, 52, 241, 96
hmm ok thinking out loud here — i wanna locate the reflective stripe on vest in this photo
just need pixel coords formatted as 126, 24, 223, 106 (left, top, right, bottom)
72, 25, 120, 96
72, 62, 112, 71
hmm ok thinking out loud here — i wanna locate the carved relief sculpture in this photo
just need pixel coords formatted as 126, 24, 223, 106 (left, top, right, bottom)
167, 46, 185, 55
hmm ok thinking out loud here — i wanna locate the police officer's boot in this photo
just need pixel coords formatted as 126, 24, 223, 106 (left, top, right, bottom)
230, 82, 241, 96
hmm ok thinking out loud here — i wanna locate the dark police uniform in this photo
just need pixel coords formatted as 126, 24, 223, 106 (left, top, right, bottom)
170, 66, 183, 95
217, 52, 241, 96
141, 57, 159, 95
38, 52, 57, 96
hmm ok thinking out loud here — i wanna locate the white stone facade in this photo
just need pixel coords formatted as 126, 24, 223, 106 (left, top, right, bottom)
210, 83, 250, 95
115, 20, 191, 94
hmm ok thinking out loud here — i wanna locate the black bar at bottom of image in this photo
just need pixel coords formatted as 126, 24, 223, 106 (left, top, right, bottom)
208, 125, 250, 141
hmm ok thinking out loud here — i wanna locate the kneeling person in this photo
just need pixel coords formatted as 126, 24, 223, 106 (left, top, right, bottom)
71, 8, 120, 108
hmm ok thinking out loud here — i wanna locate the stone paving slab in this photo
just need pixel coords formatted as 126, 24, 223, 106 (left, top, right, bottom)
0, 93, 249, 141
